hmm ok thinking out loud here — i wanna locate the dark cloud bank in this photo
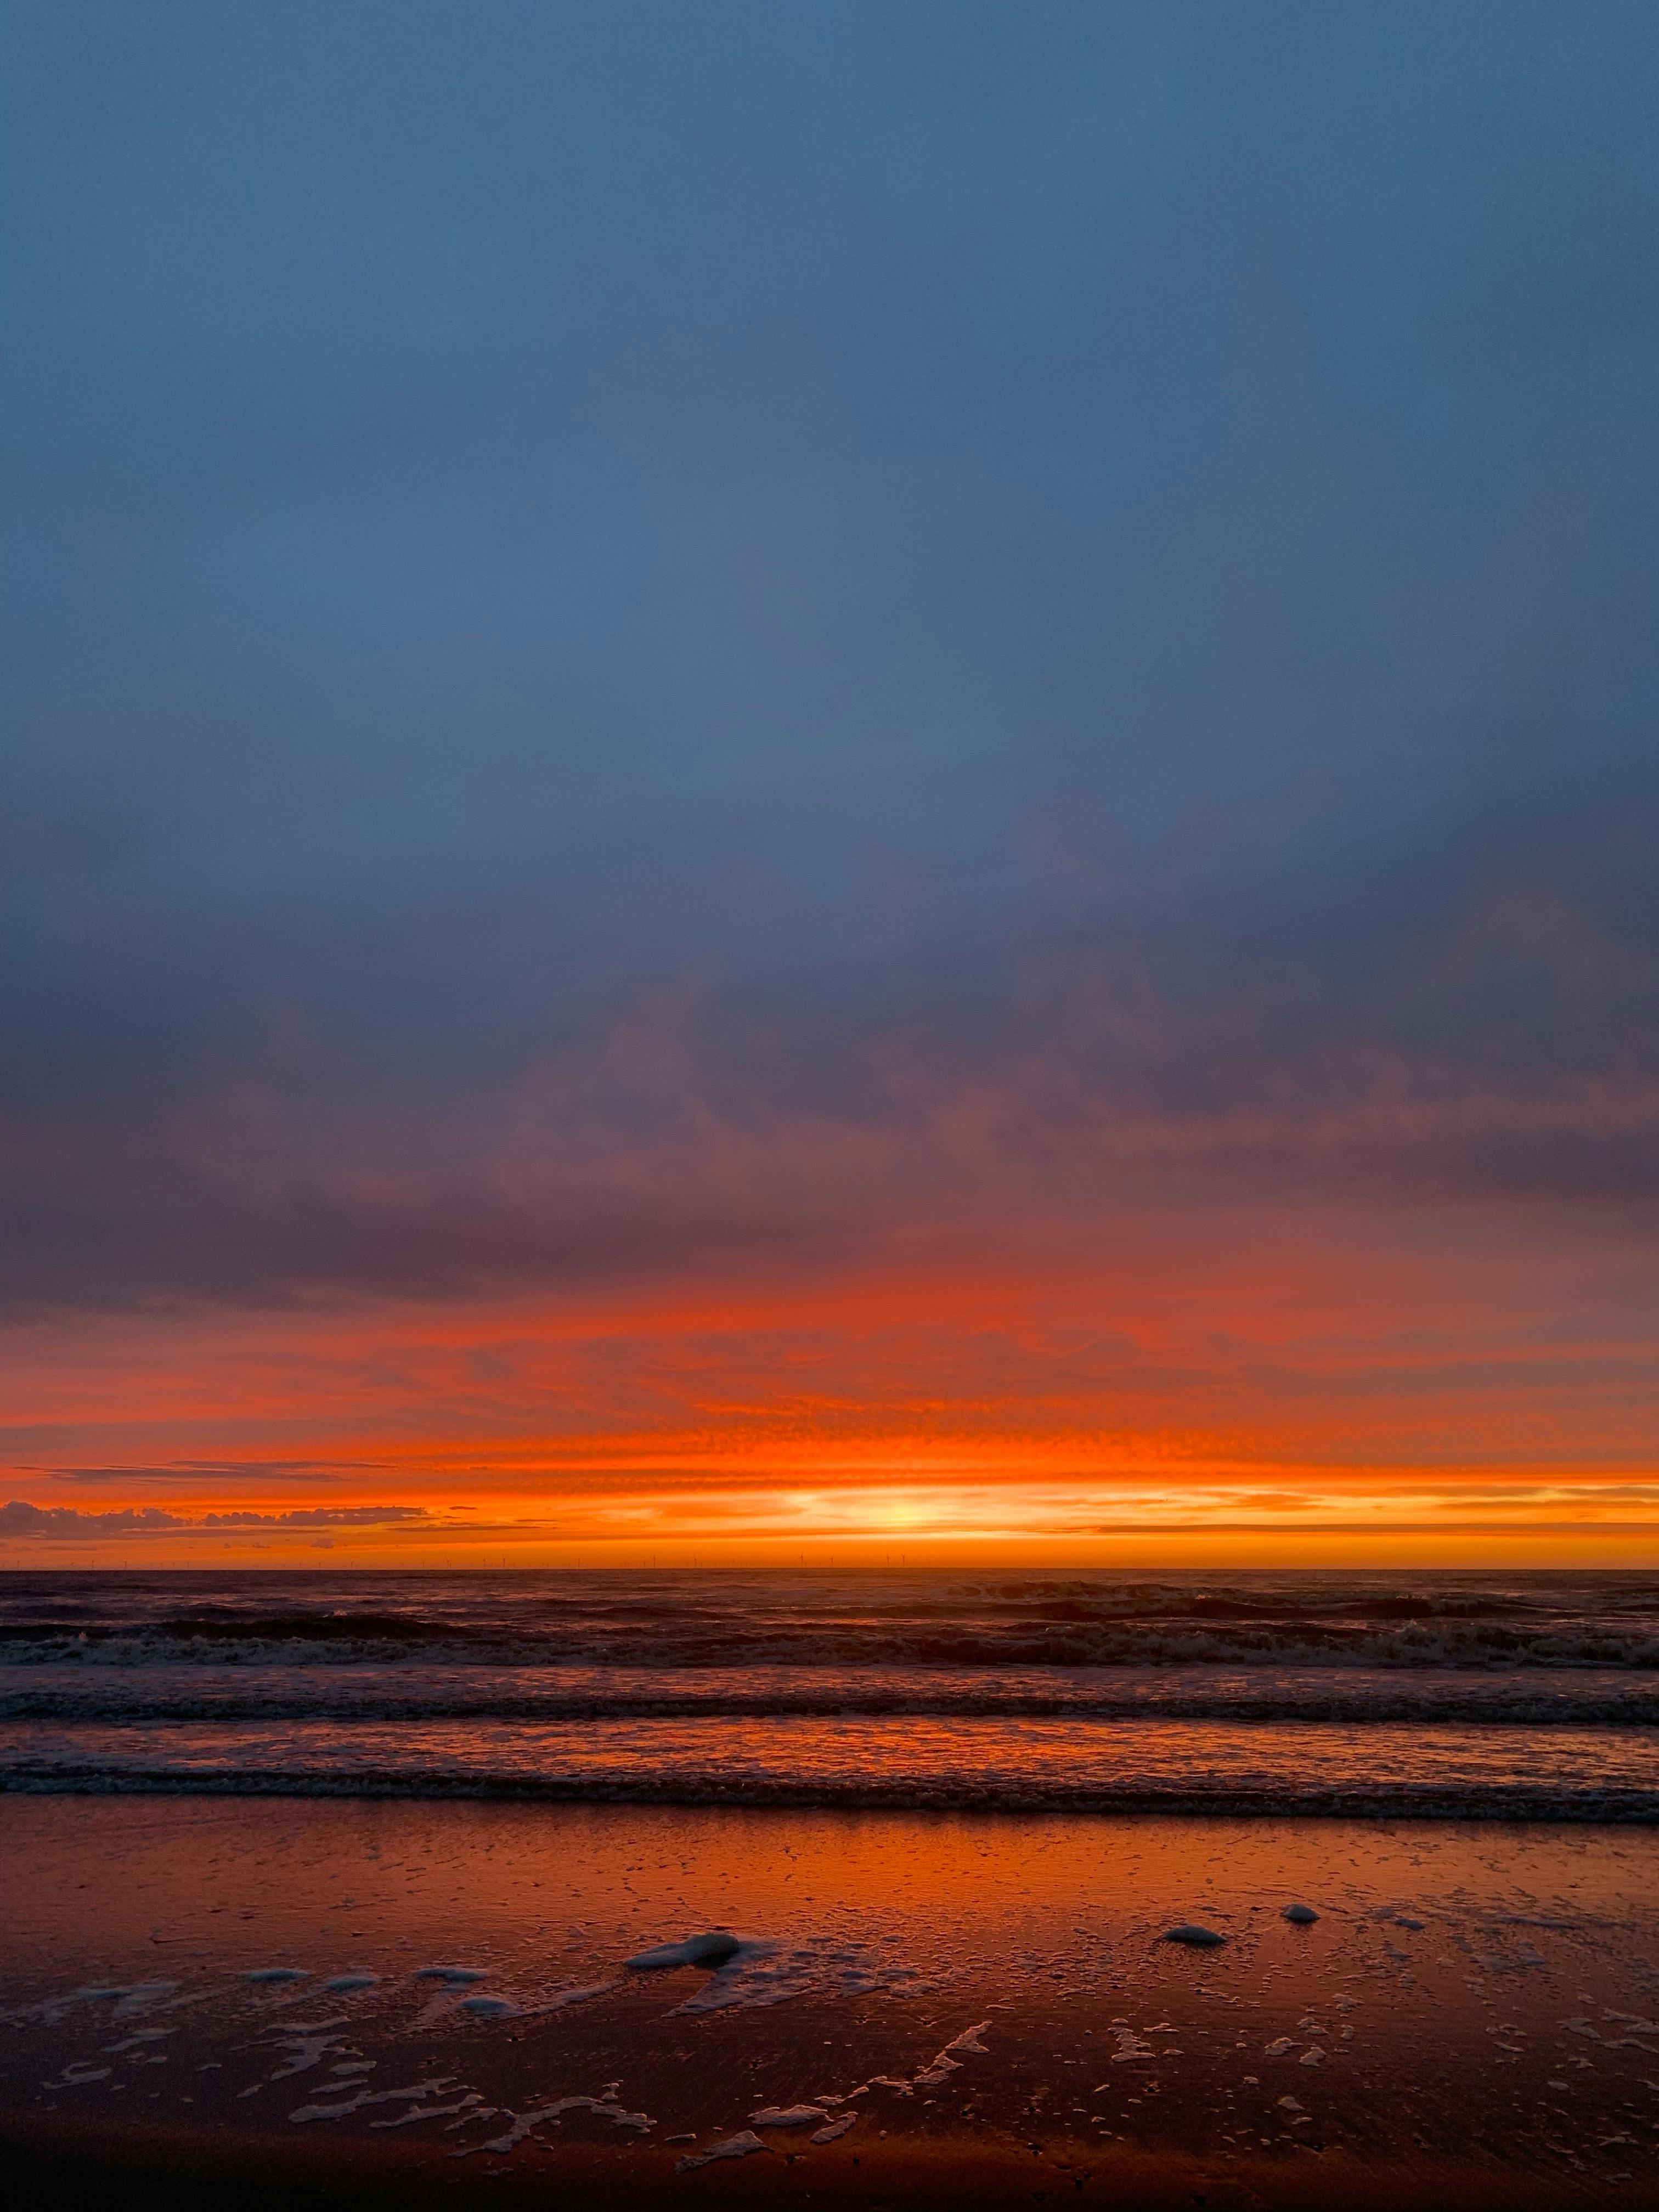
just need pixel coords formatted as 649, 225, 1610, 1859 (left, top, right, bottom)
0, 1502, 431, 1538
3, 3, 1656, 1316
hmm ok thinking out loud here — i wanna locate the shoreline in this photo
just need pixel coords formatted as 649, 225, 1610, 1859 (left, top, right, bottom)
5, 1773, 1658, 1821
5, 1795, 1657, 2207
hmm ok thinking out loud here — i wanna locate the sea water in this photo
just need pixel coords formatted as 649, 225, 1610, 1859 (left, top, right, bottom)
1, 1567, 1654, 1819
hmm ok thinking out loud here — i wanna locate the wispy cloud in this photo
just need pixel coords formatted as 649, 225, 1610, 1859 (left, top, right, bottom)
38, 1461, 392, 1487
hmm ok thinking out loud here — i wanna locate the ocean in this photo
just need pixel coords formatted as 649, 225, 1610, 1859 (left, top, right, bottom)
2, 1566, 1655, 1820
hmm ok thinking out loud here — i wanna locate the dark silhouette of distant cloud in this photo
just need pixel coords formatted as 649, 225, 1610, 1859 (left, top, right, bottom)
0, 1500, 432, 1536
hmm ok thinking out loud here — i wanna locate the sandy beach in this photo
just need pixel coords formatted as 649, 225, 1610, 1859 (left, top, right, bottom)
4, 1793, 1656, 2208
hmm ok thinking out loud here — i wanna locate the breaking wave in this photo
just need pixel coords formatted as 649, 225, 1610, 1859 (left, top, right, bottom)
2, 1567, 1657, 1674
2, 1569, 1655, 1819
3, 1713, 1655, 1822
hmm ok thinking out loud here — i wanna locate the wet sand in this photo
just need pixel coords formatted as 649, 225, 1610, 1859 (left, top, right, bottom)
3, 1795, 1657, 2207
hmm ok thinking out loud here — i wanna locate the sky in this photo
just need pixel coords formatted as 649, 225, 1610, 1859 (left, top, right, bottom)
3, 1, 1657, 1565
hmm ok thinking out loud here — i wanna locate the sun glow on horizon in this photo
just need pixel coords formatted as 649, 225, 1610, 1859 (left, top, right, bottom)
6, 1467, 1658, 1571
3, 1220, 1654, 1572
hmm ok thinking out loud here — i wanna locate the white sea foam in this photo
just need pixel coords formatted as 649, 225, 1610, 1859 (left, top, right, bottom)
290, 2074, 463, 2123
522, 1979, 618, 2015
373, 2092, 486, 2128
676, 2129, 767, 2170
472, 2094, 653, 2153
7, 1709, 1655, 1818
627, 1932, 741, 1971
669, 1934, 929, 2015
913, 2021, 992, 2087
5, 1567, 1656, 1819
30, 1980, 179, 2027
262, 2032, 348, 2080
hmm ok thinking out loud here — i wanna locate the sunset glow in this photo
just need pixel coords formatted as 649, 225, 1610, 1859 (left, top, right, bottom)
7, 1205, 1656, 1564
5, 5, 1656, 1578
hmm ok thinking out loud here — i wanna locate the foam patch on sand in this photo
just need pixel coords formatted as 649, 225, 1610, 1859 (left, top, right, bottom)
442, 1978, 614, 2025
628, 1932, 742, 1971
4, 1980, 182, 2030
749, 2103, 827, 2128
521, 1979, 618, 2017
261, 2032, 349, 2083
470, 2094, 655, 2154
675, 2129, 767, 2170
410, 1966, 509, 2028
913, 2021, 991, 2087
103, 2029, 173, 2055
244, 1967, 308, 1983
373, 2092, 488, 2128
672, 1935, 929, 2015
290, 2074, 467, 2124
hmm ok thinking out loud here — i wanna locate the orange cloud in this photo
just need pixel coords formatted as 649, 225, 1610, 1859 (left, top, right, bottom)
2, 1173, 1655, 1563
